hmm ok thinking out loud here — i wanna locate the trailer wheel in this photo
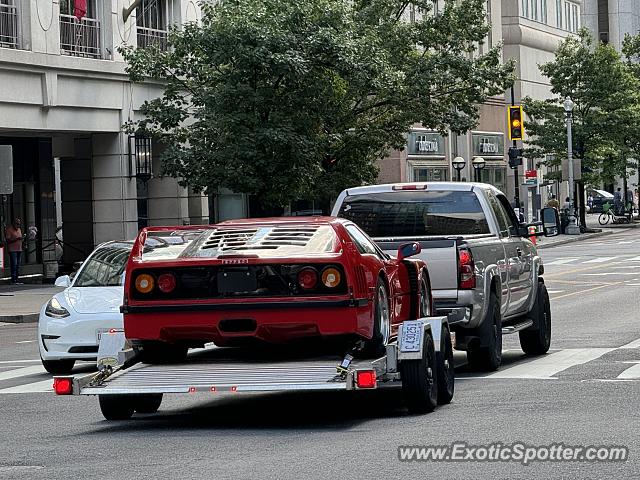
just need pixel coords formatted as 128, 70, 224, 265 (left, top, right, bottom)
436, 326, 455, 405
400, 332, 438, 414
133, 394, 163, 414
519, 282, 551, 355
98, 395, 134, 421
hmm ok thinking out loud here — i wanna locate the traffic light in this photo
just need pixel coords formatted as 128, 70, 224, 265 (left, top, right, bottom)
508, 105, 524, 141
508, 147, 523, 169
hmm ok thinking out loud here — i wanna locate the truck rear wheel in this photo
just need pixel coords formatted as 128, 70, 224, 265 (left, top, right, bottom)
133, 394, 163, 414
519, 282, 551, 355
400, 332, 438, 414
99, 395, 134, 421
466, 293, 502, 372
436, 326, 455, 405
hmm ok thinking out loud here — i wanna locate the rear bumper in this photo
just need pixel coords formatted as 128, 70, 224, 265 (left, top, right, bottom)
124, 299, 372, 345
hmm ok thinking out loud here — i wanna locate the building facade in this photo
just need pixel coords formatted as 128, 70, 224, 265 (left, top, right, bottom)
0, 0, 208, 279
582, 0, 640, 50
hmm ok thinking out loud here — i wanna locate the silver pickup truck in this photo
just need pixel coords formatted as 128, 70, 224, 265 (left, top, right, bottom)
332, 182, 560, 371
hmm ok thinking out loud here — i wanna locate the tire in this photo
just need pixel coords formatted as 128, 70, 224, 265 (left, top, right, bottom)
132, 393, 163, 414
436, 326, 455, 405
466, 293, 502, 372
41, 358, 75, 375
519, 282, 551, 355
418, 273, 433, 318
362, 278, 391, 358
136, 343, 188, 364
99, 395, 135, 421
598, 213, 609, 225
400, 332, 438, 414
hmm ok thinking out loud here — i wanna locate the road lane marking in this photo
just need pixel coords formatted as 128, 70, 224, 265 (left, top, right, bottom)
544, 258, 580, 265
14, 340, 36, 344
617, 362, 640, 379
620, 338, 640, 349
630, 256, 640, 261
548, 284, 611, 300
0, 360, 41, 364
0, 379, 52, 394
0, 365, 46, 381
546, 290, 565, 294
583, 257, 618, 263
580, 272, 639, 276
486, 348, 614, 379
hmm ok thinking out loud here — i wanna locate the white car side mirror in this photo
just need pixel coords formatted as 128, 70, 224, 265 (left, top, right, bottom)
54, 275, 71, 288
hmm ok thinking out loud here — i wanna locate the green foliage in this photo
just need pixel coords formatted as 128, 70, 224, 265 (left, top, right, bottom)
122, 0, 514, 206
523, 30, 640, 186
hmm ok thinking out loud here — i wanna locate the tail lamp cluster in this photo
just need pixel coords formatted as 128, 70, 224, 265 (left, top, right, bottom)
297, 266, 342, 291
134, 272, 177, 294
458, 248, 476, 289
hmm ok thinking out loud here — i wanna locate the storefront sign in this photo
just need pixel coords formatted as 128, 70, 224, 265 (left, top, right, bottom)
472, 133, 504, 157
407, 132, 445, 156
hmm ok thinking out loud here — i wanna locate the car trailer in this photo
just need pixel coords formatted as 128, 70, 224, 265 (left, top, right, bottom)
54, 317, 454, 420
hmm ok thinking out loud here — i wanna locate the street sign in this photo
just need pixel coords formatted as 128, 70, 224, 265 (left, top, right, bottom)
525, 170, 537, 178
0, 145, 13, 195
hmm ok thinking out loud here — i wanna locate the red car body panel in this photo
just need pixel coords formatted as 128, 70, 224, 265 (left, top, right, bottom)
122, 217, 428, 346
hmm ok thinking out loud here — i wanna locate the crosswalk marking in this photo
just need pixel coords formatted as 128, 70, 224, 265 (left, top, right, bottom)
544, 258, 579, 265
0, 365, 45, 382
486, 348, 614, 379
617, 363, 640, 379
0, 379, 53, 394
630, 256, 640, 261
620, 338, 640, 349
583, 257, 618, 264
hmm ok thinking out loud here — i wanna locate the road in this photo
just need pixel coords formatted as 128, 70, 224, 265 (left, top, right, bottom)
1, 229, 639, 479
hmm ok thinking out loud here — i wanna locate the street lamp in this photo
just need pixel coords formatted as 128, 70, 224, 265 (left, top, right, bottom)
564, 96, 580, 235
472, 156, 486, 182
452, 156, 466, 181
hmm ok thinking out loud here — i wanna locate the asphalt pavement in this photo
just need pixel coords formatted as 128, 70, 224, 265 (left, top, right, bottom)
0, 228, 639, 479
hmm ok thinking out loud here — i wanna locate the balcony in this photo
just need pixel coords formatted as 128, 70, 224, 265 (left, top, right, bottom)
137, 26, 168, 51
0, 2, 18, 49
60, 14, 101, 59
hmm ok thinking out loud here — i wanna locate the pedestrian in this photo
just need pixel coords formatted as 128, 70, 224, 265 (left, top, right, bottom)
547, 195, 559, 210
614, 188, 622, 215
560, 197, 571, 234
4, 218, 24, 284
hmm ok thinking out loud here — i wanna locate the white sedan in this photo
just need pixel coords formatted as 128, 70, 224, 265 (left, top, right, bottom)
38, 241, 132, 374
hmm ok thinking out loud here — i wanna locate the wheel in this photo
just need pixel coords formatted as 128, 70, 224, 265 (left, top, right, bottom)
133, 394, 163, 414
136, 342, 188, 364
519, 282, 551, 355
466, 293, 502, 372
436, 326, 455, 405
99, 395, 135, 420
598, 213, 610, 225
41, 358, 75, 375
362, 278, 391, 358
400, 332, 438, 414
418, 273, 433, 318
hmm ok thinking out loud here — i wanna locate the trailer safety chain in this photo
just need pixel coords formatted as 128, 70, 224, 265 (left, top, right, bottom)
89, 365, 114, 387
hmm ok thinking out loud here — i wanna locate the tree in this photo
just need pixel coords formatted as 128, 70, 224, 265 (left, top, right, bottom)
523, 30, 640, 199
122, 0, 514, 207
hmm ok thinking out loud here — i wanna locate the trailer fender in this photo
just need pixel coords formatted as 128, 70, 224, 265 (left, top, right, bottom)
397, 316, 448, 360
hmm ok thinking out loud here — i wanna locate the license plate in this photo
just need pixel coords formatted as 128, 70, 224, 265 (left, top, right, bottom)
400, 321, 424, 352
217, 269, 257, 294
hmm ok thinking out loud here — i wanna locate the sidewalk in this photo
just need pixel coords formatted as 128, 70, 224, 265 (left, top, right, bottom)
0, 284, 63, 323
536, 214, 640, 249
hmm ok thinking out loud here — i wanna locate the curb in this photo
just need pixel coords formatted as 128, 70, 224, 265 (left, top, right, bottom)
537, 227, 632, 249
0, 313, 39, 324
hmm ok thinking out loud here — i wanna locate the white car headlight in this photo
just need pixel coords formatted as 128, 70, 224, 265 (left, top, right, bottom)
45, 297, 70, 318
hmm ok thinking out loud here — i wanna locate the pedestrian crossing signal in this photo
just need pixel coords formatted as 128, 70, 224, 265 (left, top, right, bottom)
508, 106, 524, 141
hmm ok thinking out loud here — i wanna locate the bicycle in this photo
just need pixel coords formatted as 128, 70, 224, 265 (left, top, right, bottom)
598, 202, 631, 225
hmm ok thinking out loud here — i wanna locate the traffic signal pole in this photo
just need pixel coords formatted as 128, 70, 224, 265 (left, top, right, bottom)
511, 87, 520, 211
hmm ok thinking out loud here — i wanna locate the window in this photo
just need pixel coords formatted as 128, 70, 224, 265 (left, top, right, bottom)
0, 0, 19, 49
338, 191, 491, 237
556, 0, 580, 32
486, 192, 511, 237
137, 0, 171, 50
59, 0, 101, 58
522, 0, 549, 24
556, 0, 562, 28
412, 166, 449, 182
345, 224, 380, 256
74, 245, 132, 287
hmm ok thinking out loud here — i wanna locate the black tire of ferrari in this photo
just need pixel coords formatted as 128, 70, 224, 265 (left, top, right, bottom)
418, 274, 432, 318
466, 293, 502, 372
519, 283, 552, 355
132, 393, 163, 414
400, 332, 438, 414
41, 358, 75, 375
99, 395, 135, 421
362, 278, 390, 358
436, 326, 455, 405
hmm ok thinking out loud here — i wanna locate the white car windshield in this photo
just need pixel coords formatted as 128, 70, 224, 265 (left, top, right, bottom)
73, 243, 132, 287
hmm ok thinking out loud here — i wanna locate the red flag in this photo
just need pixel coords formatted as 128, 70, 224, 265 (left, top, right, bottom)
74, 0, 87, 20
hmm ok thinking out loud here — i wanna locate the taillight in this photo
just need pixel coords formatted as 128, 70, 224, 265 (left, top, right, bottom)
297, 267, 318, 290
157, 273, 177, 293
321, 267, 341, 288
458, 248, 476, 289
135, 273, 155, 294
53, 377, 73, 395
392, 184, 428, 190
356, 370, 377, 388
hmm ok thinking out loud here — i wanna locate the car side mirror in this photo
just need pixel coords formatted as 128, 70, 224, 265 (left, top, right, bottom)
54, 275, 71, 288
541, 207, 560, 237
397, 242, 421, 260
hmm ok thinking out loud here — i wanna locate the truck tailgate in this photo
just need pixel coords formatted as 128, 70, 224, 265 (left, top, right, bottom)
376, 239, 459, 297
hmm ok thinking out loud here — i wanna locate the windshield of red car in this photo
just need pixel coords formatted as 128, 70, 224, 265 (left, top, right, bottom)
139, 225, 338, 261
337, 190, 490, 237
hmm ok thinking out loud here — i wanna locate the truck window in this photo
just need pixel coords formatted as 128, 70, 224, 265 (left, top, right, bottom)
486, 192, 511, 237
337, 191, 490, 237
